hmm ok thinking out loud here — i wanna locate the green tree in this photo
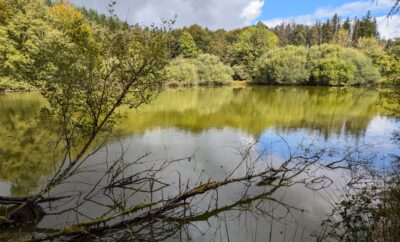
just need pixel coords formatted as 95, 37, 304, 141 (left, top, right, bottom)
321, 20, 333, 43
179, 31, 200, 58
185, 24, 212, 53
232, 22, 278, 80
357, 37, 399, 82
359, 11, 378, 38
0, 0, 52, 91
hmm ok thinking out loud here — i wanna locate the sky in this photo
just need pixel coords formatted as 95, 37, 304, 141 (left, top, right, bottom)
70, 0, 400, 39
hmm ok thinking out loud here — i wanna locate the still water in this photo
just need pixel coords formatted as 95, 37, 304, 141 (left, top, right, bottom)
0, 86, 399, 241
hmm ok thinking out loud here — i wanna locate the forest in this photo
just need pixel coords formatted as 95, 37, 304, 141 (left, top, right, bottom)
1, 0, 399, 92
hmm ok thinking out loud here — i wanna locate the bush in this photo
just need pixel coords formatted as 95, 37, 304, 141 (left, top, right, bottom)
253, 44, 379, 86
164, 57, 199, 85
309, 44, 379, 85
0, 77, 34, 91
253, 45, 309, 84
194, 54, 234, 84
357, 37, 399, 83
309, 56, 355, 85
342, 48, 380, 84
165, 54, 233, 86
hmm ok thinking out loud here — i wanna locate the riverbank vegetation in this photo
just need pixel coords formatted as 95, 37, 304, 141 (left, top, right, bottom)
1, 1, 399, 91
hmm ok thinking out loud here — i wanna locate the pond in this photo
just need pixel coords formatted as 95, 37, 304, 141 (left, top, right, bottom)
0, 86, 399, 241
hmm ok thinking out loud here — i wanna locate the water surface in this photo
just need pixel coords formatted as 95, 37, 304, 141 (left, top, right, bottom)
0, 86, 398, 241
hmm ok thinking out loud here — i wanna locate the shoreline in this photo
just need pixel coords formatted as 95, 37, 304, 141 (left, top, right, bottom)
1, 81, 397, 93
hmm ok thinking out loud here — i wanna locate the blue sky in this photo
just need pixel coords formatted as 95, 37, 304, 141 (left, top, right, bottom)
258, 0, 399, 38
259, 0, 392, 23
71, 0, 400, 38
261, 0, 354, 19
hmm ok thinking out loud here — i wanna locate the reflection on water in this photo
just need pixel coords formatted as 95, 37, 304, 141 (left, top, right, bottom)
119, 86, 382, 138
0, 93, 55, 196
0, 87, 396, 196
0, 86, 399, 241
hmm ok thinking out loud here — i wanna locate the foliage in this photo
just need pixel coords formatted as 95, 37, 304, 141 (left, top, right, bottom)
357, 37, 400, 83
231, 23, 279, 80
253, 45, 309, 84
0, 0, 53, 91
164, 56, 199, 85
0, 0, 172, 197
194, 54, 234, 84
253, 44, 379, 85
318, 163, 400, 242
342, 48, 381, 84
77, 6, 129, 29
165, 54, 233, 86
331, 28, 352, 47
0, 3, 398, 90
178, 31, 200, 58
318, 183, 400, 242
309, 44, 380, 85
183, 24, 212, 53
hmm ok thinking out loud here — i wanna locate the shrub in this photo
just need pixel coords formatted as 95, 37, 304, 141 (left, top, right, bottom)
309, 56, 355, 85
194, 54, 234, 84
253, 45, 310, 84
253, 44, 379, 85
165, 57, 199, 85
309, 44, 379, 85
357, 37, 399, 83
342, 48, 380, 84
165, 54, 233, 86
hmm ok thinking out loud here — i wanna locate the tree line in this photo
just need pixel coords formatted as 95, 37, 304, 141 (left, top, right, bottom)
273, 12, 379, 47
0, 0, 399, 91
165, 12, 399, 85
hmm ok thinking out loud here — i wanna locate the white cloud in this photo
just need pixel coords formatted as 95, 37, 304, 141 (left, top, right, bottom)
241, 0, 264, 24
70, 0, 261, 30
262, 0, 399, 39
313, 0, 392, 17
376, 15, 400, 39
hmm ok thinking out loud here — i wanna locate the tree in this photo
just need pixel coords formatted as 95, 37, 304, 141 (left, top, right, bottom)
0, 0, 12, 23
353, 18, 361, 44
232, 22, 278, 80
332, 28, 352, 47
178, 31, 200, 58
331, 13, 341, 36
290, 24, 307, 46
321, 20, 333, 43
0, 0, 51, 91
185, 24, 212, 53
358, 11, 379, 38
342, 17, 351, 31
0, 0, 172, 225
